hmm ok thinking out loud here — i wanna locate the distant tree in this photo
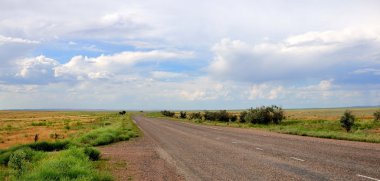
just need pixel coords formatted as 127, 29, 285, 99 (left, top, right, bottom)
229, 114, 238, 122
161, 110, 175, 117
217, 110, 230, 122
119, 111, 126, 115
239, 111, 247, 123
204, 111, 217, 121
340, 110, 355, 132
374, 110, 380, 122
244, 106, 284, 124
189, 112, 202, 120
179, 111, 187, 119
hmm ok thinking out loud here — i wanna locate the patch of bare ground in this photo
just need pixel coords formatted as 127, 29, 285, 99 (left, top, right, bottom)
99, 136, 185, 181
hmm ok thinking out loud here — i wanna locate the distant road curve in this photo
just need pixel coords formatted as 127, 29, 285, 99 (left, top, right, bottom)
133, 115, 380, 181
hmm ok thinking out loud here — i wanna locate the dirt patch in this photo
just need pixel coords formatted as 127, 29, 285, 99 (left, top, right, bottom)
99, 136, 184, 181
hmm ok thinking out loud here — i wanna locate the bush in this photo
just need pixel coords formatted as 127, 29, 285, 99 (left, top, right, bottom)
189, 112, 202, 120
22, 148, 111, 180
203, 111, 218, 121
28, 141, 72, 152
161, 110, 175, 117
374, 110, 380, 122
239, 111, 247, 123
8, 148, 44, 178
119, 111, 126, 115
230, 114, 238, 122
340, 110, 355, 132
244, 106, 284, 124
216, 110, 230, 122
84, 147, 100, 161
179, 111, 187, 119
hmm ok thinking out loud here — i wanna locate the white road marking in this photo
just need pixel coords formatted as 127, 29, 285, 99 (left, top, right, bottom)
232, 141, 239, 144
290, 157, 305, 162
256, 148, 264, 151
357, 174, 380, 181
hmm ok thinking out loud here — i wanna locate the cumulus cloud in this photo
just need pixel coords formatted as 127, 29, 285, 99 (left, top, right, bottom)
248, 84, 283, 100
0, 50, 193, 84
55, 50, 193, 81
15, 56, 59, 83
208, 29, 380, 83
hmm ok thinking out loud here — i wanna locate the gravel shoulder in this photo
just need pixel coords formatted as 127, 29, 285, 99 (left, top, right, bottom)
99, 135, 185, 181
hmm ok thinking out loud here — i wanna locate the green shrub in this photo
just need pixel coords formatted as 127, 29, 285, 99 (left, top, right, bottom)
28, 141, 72, 152
340, 110, 355, 132
239, 111, 247, 123
22, 148, 110, 180
8, 148, 44, 178
374, 110, 380, 122
244, 106, 284, 124
179, 111, 187, 119
204, 111, 218, 121
0, 151, 12, 165
189, 112, 202, 120
216, 110, 230, 122
84, 147, 101, 161
230, 114, 238, 122
161, 110, 175, 117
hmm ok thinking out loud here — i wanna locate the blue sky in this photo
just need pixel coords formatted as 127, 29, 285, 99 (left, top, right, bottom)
0, 0, 380, 109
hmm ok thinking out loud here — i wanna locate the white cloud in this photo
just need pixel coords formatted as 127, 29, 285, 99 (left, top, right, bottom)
208, 28, 380, 83
0, 35, 39, 45
248, 84, 283, 100
16, 56, 58, 79
55, 50, 193, 81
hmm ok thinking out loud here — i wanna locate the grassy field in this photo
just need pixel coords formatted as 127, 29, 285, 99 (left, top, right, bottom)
147, 107, 380, 143
0, 111, 139, 180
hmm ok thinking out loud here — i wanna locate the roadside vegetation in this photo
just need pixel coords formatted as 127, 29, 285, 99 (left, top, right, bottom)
150, 107, 380, 143
0, 112, 139, 180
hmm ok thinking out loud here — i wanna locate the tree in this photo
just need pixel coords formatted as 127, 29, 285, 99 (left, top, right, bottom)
161, 110, 175, 117
119, 111, 126, 115
340, 110, 355, 132
216, 110, 230, 122
179, 111, 187, 119
374, 110, 380, 122
189, 112, 202, 120
229, 114, 238, 122
244, 106, 284, 124
239, 111, 247, 123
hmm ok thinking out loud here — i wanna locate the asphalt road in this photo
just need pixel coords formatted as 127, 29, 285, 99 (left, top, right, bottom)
133, 115, 380, 181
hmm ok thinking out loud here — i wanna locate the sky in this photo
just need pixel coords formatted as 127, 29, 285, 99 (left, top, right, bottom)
0, 0, 380, 110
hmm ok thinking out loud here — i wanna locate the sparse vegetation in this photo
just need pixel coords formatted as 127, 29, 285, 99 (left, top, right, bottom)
0, 111, 140, 180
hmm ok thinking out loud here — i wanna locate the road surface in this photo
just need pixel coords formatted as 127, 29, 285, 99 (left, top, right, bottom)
133, 115, 380, 181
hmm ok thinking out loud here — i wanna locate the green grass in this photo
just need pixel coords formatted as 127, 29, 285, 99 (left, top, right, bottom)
147, 111, 380, 143
0, 112, 139, 180
21, 148, 112, 181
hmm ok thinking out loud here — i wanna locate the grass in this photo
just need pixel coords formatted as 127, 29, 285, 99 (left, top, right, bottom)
0, 112, 139, 180
147, 107, 380, 143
